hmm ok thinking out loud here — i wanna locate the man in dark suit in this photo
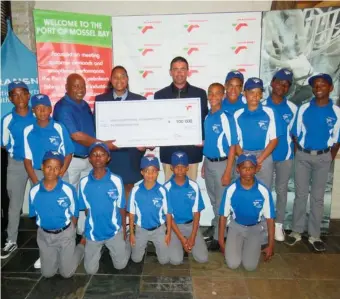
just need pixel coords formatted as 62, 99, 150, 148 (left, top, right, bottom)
154, 56, 208, 181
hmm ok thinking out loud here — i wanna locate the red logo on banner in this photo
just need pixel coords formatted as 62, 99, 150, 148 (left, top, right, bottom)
139, 48, 154, 56
144, 92, 154, 98
237, 68, 246, 73
188, 70, 199, 77
138, 25, 154, 34
139, 70, 153, 78
232, 23, 248, 31
184, 24, 200, 32
186, 105, 192, 111
184, 47, 199, 55
232, 46, 248, 54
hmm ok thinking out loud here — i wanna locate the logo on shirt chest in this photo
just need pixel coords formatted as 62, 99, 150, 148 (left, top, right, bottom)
152, 197, 163, 208
282, 113, 292, 124
253, 199, 263, 209
187, 191, 196, 200
212, 124, 221, 134
107, 189, 119, 200
49, 136, 61, 146
326, 117, 336, 128
57, 197, 69, 208
258, 120, 268, 131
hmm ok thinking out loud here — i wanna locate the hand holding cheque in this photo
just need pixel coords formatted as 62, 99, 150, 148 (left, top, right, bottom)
96, 98, 202, 148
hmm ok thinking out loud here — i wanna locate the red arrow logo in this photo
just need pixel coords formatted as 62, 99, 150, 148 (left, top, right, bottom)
187, 24, 200, 32
141, 25, 154, 34
188, 70, 198, 77
187, 47, 199, 55
233, 46, 247, 54
235, 23, 248, 31
144, 92, 154, 97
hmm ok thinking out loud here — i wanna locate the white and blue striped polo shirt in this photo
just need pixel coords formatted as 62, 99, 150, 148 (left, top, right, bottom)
78, 169, 125, 242
29, 178, 78, 230
219, 178, 275, 226
292, 98, 340, 150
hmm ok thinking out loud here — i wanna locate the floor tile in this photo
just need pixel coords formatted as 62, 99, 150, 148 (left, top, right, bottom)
246, 278, 308, 299
143, 256, 190, 277
83, 275, 140, 299
26, 274, 91, 299
22, 232, 38, 249
140, 276, 192, 292
297, 279, 340, 299
190, 252, 245, 278
275, 239, 311, 254
2, 249, 40, 273
76, 249, 144, 275
138, 292, 193, 299
243, 253, 293, 279
192, 277, 248, 299
281, 253, 340, 279
328, 220, 340, 236
1, 273, 41, 299
19, 217, 38, 231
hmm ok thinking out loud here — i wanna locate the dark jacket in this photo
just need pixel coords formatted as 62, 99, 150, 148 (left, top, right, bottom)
154, 82, 208, 164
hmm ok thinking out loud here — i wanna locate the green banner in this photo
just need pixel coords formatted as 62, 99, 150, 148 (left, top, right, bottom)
33, 9, 112, 48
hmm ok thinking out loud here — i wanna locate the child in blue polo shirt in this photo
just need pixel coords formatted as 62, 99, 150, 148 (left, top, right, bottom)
164, 151, 208, 265
222, 71, 247, 114
286, 73, 340, 252
78, 142, 130, 274
1, 81, 36, 259
23, 94, 74, 185
219, 154, 275, 271
234, 77, 284, 189
202, 83, 238, 248
29, 151, 84, 278
263, 69, 297, 242
127, 155, 172, 264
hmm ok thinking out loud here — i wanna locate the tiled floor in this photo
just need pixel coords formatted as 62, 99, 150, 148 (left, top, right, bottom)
1, 217, 340, 299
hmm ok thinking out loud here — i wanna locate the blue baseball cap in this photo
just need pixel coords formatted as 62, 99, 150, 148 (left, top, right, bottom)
273, 68, 293, 84
244, 77, 264, 91
308, 73, 333, 86
225, 71, 244, 83
88, 142, 110, 155
42, 150, 64, 165
171, 151, 189, 166
140, 155, 160, 170
236, 154, 257, 166
8, 81, 29, 93
31, 94, 52, 108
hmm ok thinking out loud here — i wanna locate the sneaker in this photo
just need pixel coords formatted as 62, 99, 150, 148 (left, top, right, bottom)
1, 241, 18, 259
208, 239, 220, 251
275, 223, 285, 242
34, 257, 41, 269
308, 236, 326, 252
285, 232, 301, 246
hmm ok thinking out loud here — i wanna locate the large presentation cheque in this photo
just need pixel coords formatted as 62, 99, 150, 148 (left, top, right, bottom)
96, 98, 202, 148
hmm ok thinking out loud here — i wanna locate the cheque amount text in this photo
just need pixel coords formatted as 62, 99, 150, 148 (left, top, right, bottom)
176, 119, 193, 123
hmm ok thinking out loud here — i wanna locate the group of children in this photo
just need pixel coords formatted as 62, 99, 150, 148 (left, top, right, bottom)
1, 67, 339, 276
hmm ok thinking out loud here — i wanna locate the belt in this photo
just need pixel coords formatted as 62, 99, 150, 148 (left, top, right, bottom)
42, 222, 71, 234
206, 156, 228, 162
183, 219, 193, 224
238, 222, 260, 227
144, 224, 161, 231
73, 154, 89, 159
297, 144, 330, 156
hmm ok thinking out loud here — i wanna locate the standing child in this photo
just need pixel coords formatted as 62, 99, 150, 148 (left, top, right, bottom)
23, 94, 74, 185
165, 151, 208, 265
219, 154, 275, 271
262, 69, 297, 241
127, 156, 172, 264
202, 83, 238, 249
78, 142, 130, 274
29, 151, 84, 278
1, 81, 35, 259
234, 77, 284, 189
286, 73, 340, 251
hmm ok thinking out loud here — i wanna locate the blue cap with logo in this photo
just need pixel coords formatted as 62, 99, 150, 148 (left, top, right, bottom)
273, 68, 293, 84
88, 142, 110, 155
42, 150, 65, 165
225, 71, 244, 83
8, 81, 29, 93
140, 155, 160, 170
171, 151, 189, 166
31, 94, 52, 108
236, 153, 257, 166
308, 73, 333, 86
244, 77, 264, 91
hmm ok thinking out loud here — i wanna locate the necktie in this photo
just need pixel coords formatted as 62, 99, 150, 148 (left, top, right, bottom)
115, 97, 122, 101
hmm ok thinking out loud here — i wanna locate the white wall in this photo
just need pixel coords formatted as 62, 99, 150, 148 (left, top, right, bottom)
34, 1, 273, 16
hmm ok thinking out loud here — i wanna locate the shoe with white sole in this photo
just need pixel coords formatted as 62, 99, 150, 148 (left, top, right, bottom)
34, 257, 41, 269
1, 241, 18, 259
285, 231, 302, 246
274, 223, 285, 242
308, 236, 326, 252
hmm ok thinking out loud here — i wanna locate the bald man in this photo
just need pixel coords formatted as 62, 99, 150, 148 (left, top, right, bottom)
53, 74, 116, 234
